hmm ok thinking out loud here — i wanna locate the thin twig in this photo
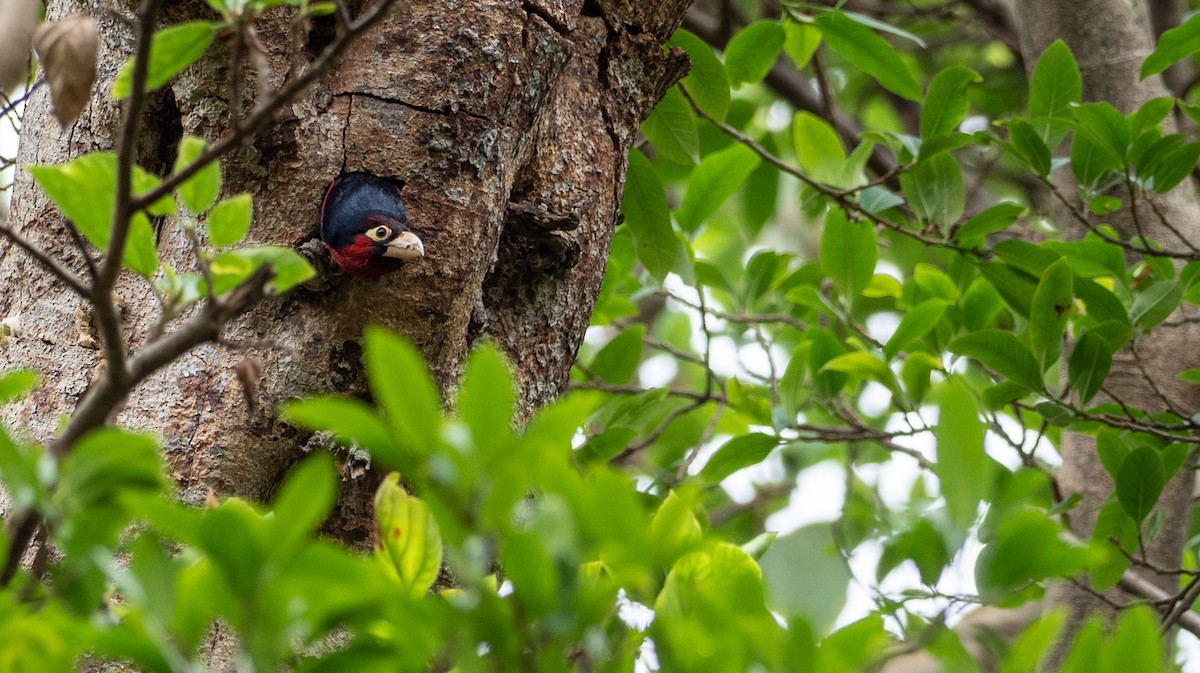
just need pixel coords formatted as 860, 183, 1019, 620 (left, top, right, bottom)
0, 221, 90, 297
130, 0, 396, 211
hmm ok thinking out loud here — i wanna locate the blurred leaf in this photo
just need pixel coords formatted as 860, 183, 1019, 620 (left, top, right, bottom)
269, 453, 337, 554
591, 325, 644, 385
364, 328, 442, 457
650, 489, 704, 568
821, 351, 900, 398
760, 525, 850, 630
975, 510, 1090, 604
0, 369, 39, 403
32, 15, 98, 127
935, 378, 989, 529
113, 21, 218, 98
281, 396, 400, 465
458, 343, 515, 445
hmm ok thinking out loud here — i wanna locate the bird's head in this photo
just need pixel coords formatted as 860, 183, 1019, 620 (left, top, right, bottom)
319, 173, 425, 279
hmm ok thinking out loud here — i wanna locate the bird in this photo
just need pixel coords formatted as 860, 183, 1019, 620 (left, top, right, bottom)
318, 172, 425, 278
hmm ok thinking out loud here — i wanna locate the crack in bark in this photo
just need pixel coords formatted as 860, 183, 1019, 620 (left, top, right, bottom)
520, 0, 572, 36
337, 90, 491, 122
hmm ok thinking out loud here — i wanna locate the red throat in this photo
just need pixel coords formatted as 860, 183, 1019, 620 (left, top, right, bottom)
326, 236, 389, 279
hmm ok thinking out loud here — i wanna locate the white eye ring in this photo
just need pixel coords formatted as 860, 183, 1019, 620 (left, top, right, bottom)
366, 225, 391, 242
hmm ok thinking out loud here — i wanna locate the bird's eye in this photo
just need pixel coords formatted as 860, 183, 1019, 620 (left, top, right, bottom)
366, 225, 391, 241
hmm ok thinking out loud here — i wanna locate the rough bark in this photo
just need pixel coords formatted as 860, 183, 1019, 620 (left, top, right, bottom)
0, 0, 689, 554
1014, 0, 1200, 648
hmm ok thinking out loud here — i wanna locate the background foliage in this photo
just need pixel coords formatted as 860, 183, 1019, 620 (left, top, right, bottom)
5, 0, 1200, 670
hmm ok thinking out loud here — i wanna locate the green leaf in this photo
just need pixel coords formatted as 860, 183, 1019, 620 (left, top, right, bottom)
374, 473, 443, 598
793, 111, 847, 186
724, 20, 785, 86
1070, 127, 1121, 187
1068, 320, 1131, 404
59, 429, 166, 509
621, 150, 679, 283
675, 143, 762, 232
900, 153, 965, 233
173, 136, 221, 214
210, 246, 314, 294
884, 300, 947, 360
671, 29, 730, 122
920, 66, 980, 138
1009, 119, 1052, 176
650, 489, 704, 568
814, 11, 921, 101
1141, 13, 1200, 79
1073, 102, 1131, 160
591, 325, 644, 385
760, 525, 851, 630
1149, 141, 1200, 193
948, 329, 1044, 391
901, 352, 942, 404
819, 208, 877, 301
1107, 607, 1163, 672
1116, 447, 1165, 523
954, 203, 1025, 245
821, 351, 900, 398
124, 214, 160, 277
1130, 280, 1181, 330
641, 86, 699, 165
935, 378, 989, 529
281, 396, 400, 464
699, 433, 779, 484
207, 193, 252, 247
268, 453, 337, 554
364, 327, 442, 456
1027, 258, 1073, 371
0, 370, 38, 403
1028, 40, 1081, 145
975, 510, 1090, 603
113, 22, 219, 98
783, 21, 821, 70
458, 343, 515, 445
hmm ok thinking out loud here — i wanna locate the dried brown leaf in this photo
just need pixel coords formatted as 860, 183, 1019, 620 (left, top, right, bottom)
0, 0, 39, 94
33, 14, 99, 127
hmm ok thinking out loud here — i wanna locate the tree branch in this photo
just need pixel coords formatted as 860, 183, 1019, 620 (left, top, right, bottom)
130, 0, 396, 211
0, 220, 90, 297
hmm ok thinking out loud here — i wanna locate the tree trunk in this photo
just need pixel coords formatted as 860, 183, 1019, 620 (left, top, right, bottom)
1013, 0, 1200, 649
0, 0, 689, 550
